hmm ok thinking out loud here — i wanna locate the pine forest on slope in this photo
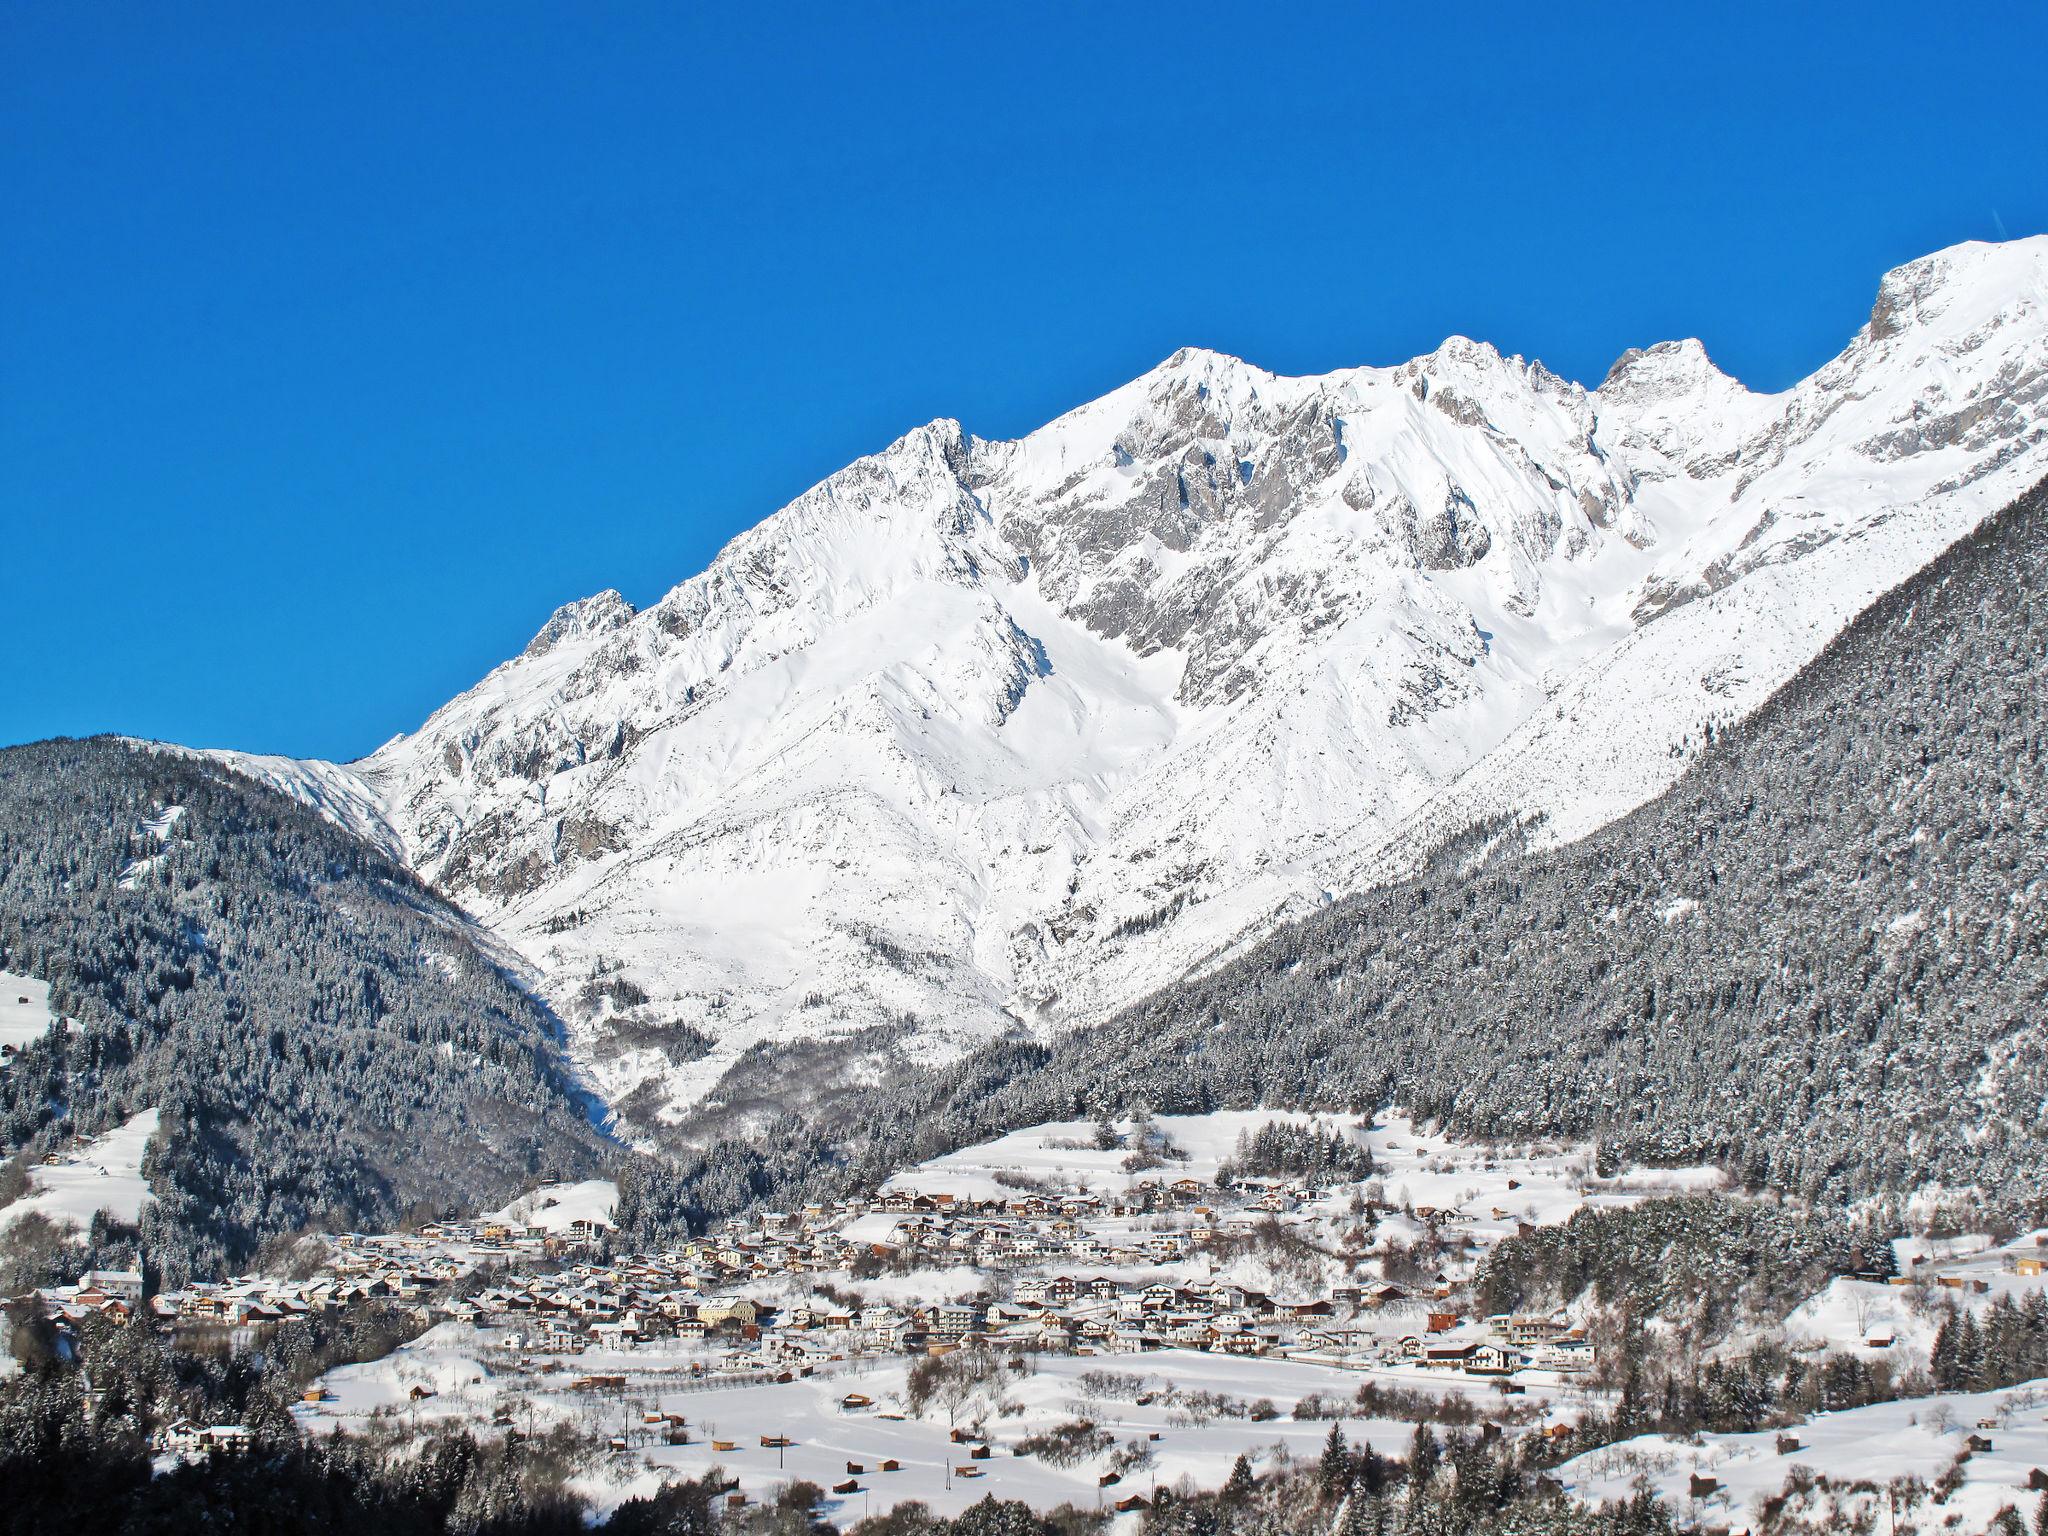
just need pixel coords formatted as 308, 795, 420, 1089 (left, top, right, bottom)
0, 740, 608, 1284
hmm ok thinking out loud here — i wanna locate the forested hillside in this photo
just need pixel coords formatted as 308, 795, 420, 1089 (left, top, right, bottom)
830, 473, 2048, 1217
626, 473, 2048, 1241
0, 740, 609, 1283
12, 459, 2047, 1276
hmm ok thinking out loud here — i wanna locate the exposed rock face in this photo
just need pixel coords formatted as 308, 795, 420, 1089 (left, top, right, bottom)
524, 590, 637, 658
227, 238, 2048, 1137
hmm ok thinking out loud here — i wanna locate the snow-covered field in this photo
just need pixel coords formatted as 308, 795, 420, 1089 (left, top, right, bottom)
1779, 1277, 1943, 1361
883, 1111, 1350, 1200
483, 1179, 619, 1234
296, 1329, 1568, 1521
0, 971, 56, 1052
0, 1108, 159, 1237
889, 1109, 1720, 1236
1363, 1115, 1723, 1230
1559, 1379, 2048, 1533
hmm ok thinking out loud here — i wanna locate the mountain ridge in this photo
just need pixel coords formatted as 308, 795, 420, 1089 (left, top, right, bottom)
217, 236, 2048, 1139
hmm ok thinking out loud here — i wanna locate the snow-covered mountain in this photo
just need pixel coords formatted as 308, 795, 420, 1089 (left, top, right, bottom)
227, 237, 2048, 1136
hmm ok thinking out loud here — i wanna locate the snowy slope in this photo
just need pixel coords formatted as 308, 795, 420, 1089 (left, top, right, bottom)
222, 238, 2048, 1134
0, 971, 58, 1052
0, 1108, 159, 1238
1558, 1379, 2048, 1533
482, 1179, 618, 1234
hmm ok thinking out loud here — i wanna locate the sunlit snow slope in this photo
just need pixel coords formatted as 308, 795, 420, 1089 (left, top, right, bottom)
225, 238, 2048, 1135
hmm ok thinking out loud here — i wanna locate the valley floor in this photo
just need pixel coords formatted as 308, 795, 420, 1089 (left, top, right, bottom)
28, 1106, 2048, 1532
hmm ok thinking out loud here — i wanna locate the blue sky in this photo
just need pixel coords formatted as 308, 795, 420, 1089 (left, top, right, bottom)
6, 4, 2045, 760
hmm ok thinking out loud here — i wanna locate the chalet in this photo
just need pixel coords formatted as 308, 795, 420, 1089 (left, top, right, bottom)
156, 1419, 205, 1456
1423, 1341, 1481, 1368
1032, 1316, 1075, 1349
1464, 1343, 1520, 1376
1274, 1297, 1334, 1320
77, 1268, 143, 1306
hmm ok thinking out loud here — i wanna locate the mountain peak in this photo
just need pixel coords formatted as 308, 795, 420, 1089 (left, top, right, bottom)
1158, 344, 1249, 372
1421, 334, 1506, 369
1134, 346, 1268, 400
1867, 234, 2048, 342
522, 589, 636, 659
1598, 337, 1738, 399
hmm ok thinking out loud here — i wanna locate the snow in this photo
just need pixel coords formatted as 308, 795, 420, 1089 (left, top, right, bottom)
1895, 1233, 1995, 1269
1780, 1277, 1941, 1360
296, 1327, 1573, 1521
117, 804, 185, 890
482, 1179, 618, 1234
0, 1108, 159, 1237
1558, 1379, 2048, 1533
883, 1112, 1353, 1200
887, 1109, 1717, 1241
0, 972, 57, 1052
214, 236, 2048, 1130
139, 805, 186, 839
